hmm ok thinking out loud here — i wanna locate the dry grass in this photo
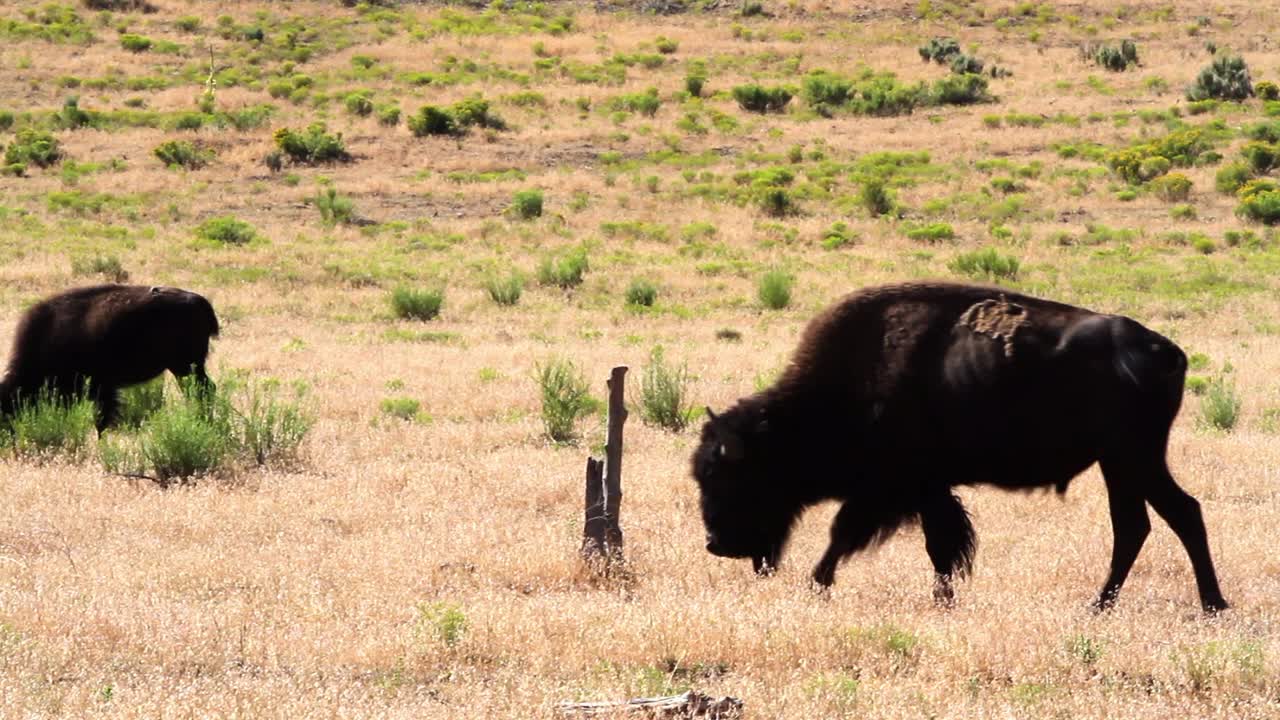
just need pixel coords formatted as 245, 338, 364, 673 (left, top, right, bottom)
2, 0, 1280, 716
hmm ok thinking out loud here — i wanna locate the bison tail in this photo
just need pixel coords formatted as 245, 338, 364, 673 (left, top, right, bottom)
921, 492, 977, 579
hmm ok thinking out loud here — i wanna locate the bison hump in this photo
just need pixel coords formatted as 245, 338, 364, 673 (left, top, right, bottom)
957, 296, 1028, 358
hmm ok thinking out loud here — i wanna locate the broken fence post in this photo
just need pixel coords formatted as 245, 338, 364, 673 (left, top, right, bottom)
581, 366, 628, 568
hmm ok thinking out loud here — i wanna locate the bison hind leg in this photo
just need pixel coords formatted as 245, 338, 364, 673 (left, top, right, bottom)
921, 492, 977, 607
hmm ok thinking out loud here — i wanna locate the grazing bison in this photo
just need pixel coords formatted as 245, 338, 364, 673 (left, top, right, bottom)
693, 281, 1227, 612
0, 284, 220, 431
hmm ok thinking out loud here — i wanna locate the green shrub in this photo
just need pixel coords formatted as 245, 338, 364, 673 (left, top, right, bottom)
1187, 54, 1253, 101
416, 601, 467, 647
135, 397, 230, 484
821, 221, 857, 249
273, 124, 350, 164
450, 96, 506, 130
637, 346, 693, 432
153, 139, 212, 169
906, 222, 956, 242
119, 34, 152, 52
1257, 81, 1280, 101
930, 73, 990, 104
196, 216, 258, 245
1237, 179, 1280, 224
175, 15, 201, 32
235, 378, 313, 465
655, 36, 678, 54
535, 358, 592, 444
70, 254, 128, 282
1105, 129, 1211, 184
1216, 162, 1253, 195
1242, 142, 1280, 174
1170, 203, 1197, 220
511, 189, 544, 219
408, 105, 457, 136
1151, 173, 1192, 201
625, 279, 658, 307
1199, 374, 1241, 431
4, 129, 63, 168
379, 396, 428, 423
0, 110, 13, 131
4, 384, 96, 460
949, 247, 1020, 280
484, 271, 523, 306
115, 378, 165, 429
344, 91, 374, 117
537, 247, 589, 289
376, 103, 400, 126
919, 36, 961, 64
732, 84, 792, 113
859, 178, 895, 216
685, 72, 707, 98
609, 88, 661, 116
1090, 40, 1138, 71
757, 187, 797, 216
757, 269, 794, 310
390, 286, 444, 321
314, 187, 355, 226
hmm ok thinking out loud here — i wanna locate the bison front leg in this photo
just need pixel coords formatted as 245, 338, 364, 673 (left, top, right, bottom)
920, 492, 976, 607
812, 502, 892, 588
752, 546, 782, 576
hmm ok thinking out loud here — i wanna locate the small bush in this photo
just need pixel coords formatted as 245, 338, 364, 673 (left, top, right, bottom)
919, 37, 961, 64
1242, 142, 1280, 174
930, 73, 990, 104
196, 216, 258, 246
484, 272, 523, 306
757, 187, 797, 217
1199, 374, 1241, 431
1090, 40, 1138, 71
119, 34, 153, 53
732, 84, 792, 113
535, 358, 592, 444
136, 396, 230, 484
153, 139, 212, 169
1187, 54, 1253, 101
637, 346, 693, 432
1237, 180, 1280, 224
625, 279, 658, 307
1170, 203, 1197, 220
175, 15, 201, 32
1216, 162, 1253, 195
4, 129, 63, 168
115, 378, 165, 428
537, 248, 589, 289
408, 105, 457, 136
416, 602, 467, 647
344, 91, 375, 117
273, 124, 350, 165
949, 247, 1020, 280
314, 188, 355, 226
451, 96, 506, 130
654, 36, 678, 54
510, 189, 544, 219
685, 72, 707, 98
1257, 81, 1280, 101
379, 396, 429, 423
235, 378, 313, 466
859, 178, 896, 217
4, 384, 96, 459
1151, 173, 1193, 201
71, 254, 128, 282
757, 269, 793, 310
376, 104, 401, 126
906, 222, 956, 242
390, 286, 444, 321
609, 88, 661, 117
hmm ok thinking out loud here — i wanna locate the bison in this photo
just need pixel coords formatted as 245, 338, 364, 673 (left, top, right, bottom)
693, 281, 1227, 612
0, 284, 220, 431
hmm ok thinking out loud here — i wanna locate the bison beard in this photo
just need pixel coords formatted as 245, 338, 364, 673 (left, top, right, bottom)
692, 282, 1228, 613
0, 284, 221, 431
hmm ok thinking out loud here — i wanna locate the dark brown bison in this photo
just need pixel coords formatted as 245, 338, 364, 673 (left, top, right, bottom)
693, 281, 1227, 612
0, 284, 220, 431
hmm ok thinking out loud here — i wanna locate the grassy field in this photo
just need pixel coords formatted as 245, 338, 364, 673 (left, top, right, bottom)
2, 0, 1280, 716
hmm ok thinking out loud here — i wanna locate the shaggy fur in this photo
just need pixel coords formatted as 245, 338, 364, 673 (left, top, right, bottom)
0, 284, 220, 431
693, 281, 1227, 612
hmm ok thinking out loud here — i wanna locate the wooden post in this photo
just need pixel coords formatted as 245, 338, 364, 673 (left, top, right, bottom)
581, 366, 628, 569
581, 457, 605, 560
602, 366, 627, 562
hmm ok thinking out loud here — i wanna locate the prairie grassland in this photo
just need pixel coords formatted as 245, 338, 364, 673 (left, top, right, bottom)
2, 0, 1280, 717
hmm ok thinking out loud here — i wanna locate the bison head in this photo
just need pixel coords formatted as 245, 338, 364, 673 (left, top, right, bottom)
692, 403, 798, 573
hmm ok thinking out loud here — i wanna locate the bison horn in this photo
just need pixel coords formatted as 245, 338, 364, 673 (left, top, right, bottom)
705, 406, 719, 423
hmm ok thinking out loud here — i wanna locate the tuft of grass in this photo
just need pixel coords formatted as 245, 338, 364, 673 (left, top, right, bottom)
4, 384, 96, 460
510, 189, 544, 219
196, 216, 259, 246
637, 346, 693, 432
949, 247, 1020, 280
390, 286, 444, 321
379, 397, 429, 423
71, 254, 128, 282
416, 602, 466, 647
314, 187, 356, 226
859, 178, 895, 217
153, 140, 213, 169
273, 124, 350, 165
535, 358, 592, 444
906, 222, 956, 242
625, 279, 658, 308
484, 271, 524, 306
537, 247, 589, 289
732, 84, 792, 113
757, 269, 794, 310
1199, 373, 1241, 432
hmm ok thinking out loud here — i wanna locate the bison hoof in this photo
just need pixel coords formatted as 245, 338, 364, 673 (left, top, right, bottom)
1202, 597, 1230, 615
752, 556, 776, 576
